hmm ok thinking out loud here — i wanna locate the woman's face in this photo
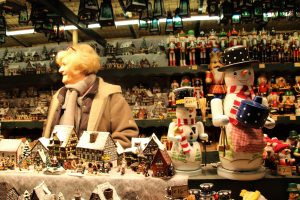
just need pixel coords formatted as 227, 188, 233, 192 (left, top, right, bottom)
58, 56, 85, 85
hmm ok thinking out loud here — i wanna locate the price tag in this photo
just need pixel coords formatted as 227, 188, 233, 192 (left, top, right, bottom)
259, 63, 265, 68
294, 63, 300, 67
290, 115, 296, 120
191, 65, 198, 70
184, 97, 197, 108
170, 185, 189, 199
277, 165, 292, 176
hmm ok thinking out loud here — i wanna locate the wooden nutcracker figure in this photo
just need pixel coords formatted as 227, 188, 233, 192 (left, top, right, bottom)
283, 32, 291, 62
229, 27, 239, 47
192, 76, 204, 99
291, 32, 300, 62
187, 30, 197, 65
196, 31, 207, 64
270, 28, 278, 62
249, 28, 259, 60
206, 29, 219, 55
177, 30, 187, 66
259, 28, 268, 63
167, 34, 177, 66
205, 51, 226, 98
277, 33, 284, 62
240, 28, 248, 48
219, 29, 228, 51
169, 80, 180, 106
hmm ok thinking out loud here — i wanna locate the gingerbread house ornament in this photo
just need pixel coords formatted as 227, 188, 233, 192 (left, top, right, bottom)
48, 125, 78, 162
76, 131, 118, 163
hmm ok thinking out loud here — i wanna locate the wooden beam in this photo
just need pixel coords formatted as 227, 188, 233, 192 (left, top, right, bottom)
9, 36, 31, 47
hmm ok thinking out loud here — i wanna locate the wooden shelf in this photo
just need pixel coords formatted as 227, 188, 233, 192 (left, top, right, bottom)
1, 116, 299, 129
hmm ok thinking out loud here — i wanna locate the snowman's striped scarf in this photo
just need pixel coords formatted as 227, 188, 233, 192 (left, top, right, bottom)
176, 118, 195, 154
227, 85, 255, 125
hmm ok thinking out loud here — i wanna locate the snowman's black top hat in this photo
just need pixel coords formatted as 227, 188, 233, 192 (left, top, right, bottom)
173, 86, 194, 105
218, 46, 258, 72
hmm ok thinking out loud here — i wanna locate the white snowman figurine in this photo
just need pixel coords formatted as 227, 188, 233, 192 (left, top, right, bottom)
211, 46, 275, 180
168, 86, 208, 174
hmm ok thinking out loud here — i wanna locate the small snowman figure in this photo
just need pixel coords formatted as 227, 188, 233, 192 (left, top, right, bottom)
167, 86, 208, 174
211, 46, 275, 180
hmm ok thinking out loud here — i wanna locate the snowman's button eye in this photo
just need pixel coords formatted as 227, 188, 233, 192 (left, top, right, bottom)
233, 72, 237, 76
248, 71, 251, 75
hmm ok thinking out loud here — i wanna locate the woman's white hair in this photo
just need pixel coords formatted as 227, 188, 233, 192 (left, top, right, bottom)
56, 43, 101, 75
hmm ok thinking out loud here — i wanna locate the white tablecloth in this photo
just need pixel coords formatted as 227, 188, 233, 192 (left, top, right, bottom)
0, 169, 188, 200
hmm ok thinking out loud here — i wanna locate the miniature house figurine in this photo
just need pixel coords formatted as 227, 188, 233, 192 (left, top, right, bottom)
47, 125, 78, 163
31, 181, 56, 200
76, 131, 118, 164
210, 46, 275, 180
150, 149, 174, 178
0, 182, 20, 200
90, 182, 121, 200
167, 86, 208, 174
0, 139, 24, 167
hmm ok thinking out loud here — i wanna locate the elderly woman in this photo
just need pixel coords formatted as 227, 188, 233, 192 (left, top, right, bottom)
43, 43, 139, 148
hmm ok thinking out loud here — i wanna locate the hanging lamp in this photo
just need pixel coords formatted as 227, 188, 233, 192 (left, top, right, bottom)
125, 0, 148, 12
165, 10, 174, 34
78, 0, 100, 26
153, 0, 165, 18
173, 8, 183, 31
19, 5, 29, 25
150, 18, 160, 34
178, 0, 190, 17
99, 0, 115, 27
207, 0, 218, 16
139, 2, 152, 30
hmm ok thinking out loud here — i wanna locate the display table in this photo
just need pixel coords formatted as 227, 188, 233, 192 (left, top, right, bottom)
0, 170, 188, 199
1, 164, 299, 199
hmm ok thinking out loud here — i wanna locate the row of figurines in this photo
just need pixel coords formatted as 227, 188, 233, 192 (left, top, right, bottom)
166, 28, 300, 65
1, 75, 300, 122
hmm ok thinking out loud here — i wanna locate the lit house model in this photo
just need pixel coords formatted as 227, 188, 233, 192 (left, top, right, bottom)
0, 139, 24, 166
76, 131, 117, 163
47, 125, 78, 162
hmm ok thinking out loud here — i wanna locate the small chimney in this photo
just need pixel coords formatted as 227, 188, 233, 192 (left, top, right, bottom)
89, 132, 98, 143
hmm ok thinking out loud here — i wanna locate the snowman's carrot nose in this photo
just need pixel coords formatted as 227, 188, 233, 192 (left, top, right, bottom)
241, 69, 248, 76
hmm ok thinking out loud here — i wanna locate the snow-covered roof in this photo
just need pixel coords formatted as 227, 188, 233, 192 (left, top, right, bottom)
33, 181, 52, 199
50, 125, 74, 147
131, 137, 150, 150
38, 137, 50, 150
76, 131, 110, 150
149, 133, 165, 150
0, 139, 22, 152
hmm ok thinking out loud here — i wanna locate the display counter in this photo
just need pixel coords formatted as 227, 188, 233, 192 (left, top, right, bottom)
1, 165, 299, 199
0, 170, 188, 199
